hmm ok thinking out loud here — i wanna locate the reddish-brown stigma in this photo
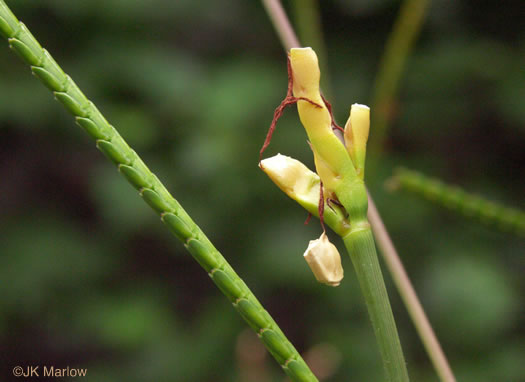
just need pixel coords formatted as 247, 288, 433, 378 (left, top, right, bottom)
321, 94, 344, 133
318, 181, 326, 233
259, 56, 323, 162
304, 213, 313, 225
303, 182, 327, 233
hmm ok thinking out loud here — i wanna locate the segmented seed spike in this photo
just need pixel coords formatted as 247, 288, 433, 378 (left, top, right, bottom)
0, 3, 318, 380
393, 167, 525, 237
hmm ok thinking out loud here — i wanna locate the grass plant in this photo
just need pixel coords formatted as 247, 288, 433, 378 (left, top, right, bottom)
261, 47, 409, 382
1, 0, 488, 380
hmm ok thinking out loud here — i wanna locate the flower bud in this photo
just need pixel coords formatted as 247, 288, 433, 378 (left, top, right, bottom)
289, 47, 322, 101
344, 104, 370, 179
260, 154, 351, 237
311, 145, 339, 196
303, 233, 344, 287
259, 153, 318, 203
289, 48, 354, 181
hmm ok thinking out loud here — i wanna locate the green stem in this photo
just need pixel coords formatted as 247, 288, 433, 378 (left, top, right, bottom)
335, 178, 409, 381
369, 0, 429, 162
343, 225, 409, 382
0, 2, 317, 381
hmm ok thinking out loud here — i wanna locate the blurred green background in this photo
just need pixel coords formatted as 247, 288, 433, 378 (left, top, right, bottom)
0, 0, 523, 381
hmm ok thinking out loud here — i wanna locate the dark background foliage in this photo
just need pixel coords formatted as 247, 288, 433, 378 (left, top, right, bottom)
0, 0, 523, 380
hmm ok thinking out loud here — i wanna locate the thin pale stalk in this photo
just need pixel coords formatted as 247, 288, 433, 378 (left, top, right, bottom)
261, 0, 300, 51
369, 0, 429, 160
0, 2, 317, 381
342, 226, 409, 382
368, 194, 456, 382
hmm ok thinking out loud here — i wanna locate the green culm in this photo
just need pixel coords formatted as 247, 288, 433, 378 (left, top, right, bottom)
0, 1, 318, 380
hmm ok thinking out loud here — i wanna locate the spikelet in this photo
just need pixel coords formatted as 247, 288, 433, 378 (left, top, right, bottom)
303, 233, 344, 287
